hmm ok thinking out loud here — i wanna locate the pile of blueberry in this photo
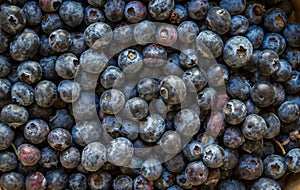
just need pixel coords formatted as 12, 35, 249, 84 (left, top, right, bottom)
0, 0, 300, 189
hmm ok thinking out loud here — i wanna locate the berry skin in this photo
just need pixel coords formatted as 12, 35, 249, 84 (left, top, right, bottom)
245, 25, 264, 49
58, 80, 81, 103
218, 179, 246, 190
34, 80, 58, 108
250, 81, 275, 107
41, 14, 64, 34
179, 48, 198, 69
60, 146, 80, 169
124, 97, 148, 120
223, 99, 247, 125
202, 144, 226, 168
39, 146, 59, 169
137, 78, 159, 101
223, 127, 245, 148
139, 114, 165, 143
10, 29, 40, 61
0, 5, 26, 34
221, 148, 239, 170
25, 171, 47, 190
17, 143, 40, 166
143, 45, 167, 69
148, 0, 174, 21
165, 153, 186, 173
11, 82, 34, 106
220, 0, 246, 15
39, 35, 56, 57
80, 49, 108, 74
251, 178, 281, 190
59, 0, 84, 27
72, 121, 102, 146
206, 7, 231, 35
39, 0, 62, 12
263, 154, 287, 179
185, 161, 209, 186
100, 89, 125, 115
141, 158, 162, 181
69, 173, 88, 190
1, 104, 29, 127
17, 61, 42, 84
0, 29, 9, 54
170, 5, 188, 24
242, 114, 267, 140
197, 87, 217, 111
236, 154, 263, 180
0, 151, 18, 172
0, 56, 11, 78
0, 172, 25, 190
174, 109, 200, 137
284, 71, 300, 95
156, 24, 178, 46
285, 148, 300, 173
196, 30, 224, 58
106, 137, 134, 166
49, 29, 72, 53
22, 1, 42, 26
84, 6, 105, 25
271, 59, 292, 82
69, 32, 87, 56
177, 21, 199, 44
183, 141, 203, 161
278, 101, 299, 123
104, 0, 125, 22
183, 67, 207, 92
159, 130, 182, 155
283, 23, 300, 48
81, 142, 106, 171
230, 15, 249, 36
263, 8, 287, 32
160, 75, 186, 105
100, 66, 124, 89
118, 49, 144, 73
72, 92, 97, 120
0, 78, 11, 99
262, 113, 281, 139
87, 0, 106, 7
133, 20, 156, 45
88, 171, 112, 190
223, 36, 253, 68
0, 123, 14, 150
226, 76, 251, 101
124, 1, 147, 23
262, 33, 286, 55
24, 119, 50, 144
46, 169, 68, 190
187, 0, 209, 20
47, 128, 72, 151
113, 175, 133, 190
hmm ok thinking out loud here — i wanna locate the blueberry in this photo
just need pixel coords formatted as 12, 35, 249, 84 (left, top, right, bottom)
177, 21, 199, 44
148, 0, 174, 20
271, 59, 292, 82
242, 114, 267, 140
10, 29, 40, 61
159, 130, 182, 155
174, 109, 200, 137
24, 119, 50, 144
49, 29, 72, 52
185, 161, 209, 186
218, 179, 246, 190
236, 154, 263, 180
167, 185, 183, 190
155, 168, 175, 189
263, 8, 287, 32
187, 0, 209, 20
47, 128, 72, 151
0, 151, 17, 172
118, 49, 144, 73
230, 15, 249, 36
142, 44, 168, 67
283, 23, 300, 48
170, 5, 188, 24
178, 48, 198, 69
220, 0, 246, 15
58, 80, 81, 103
46, 169, 68, 190
0, 172, 24, 190
10, 82, 33, 106
69, 173, 88, 190
113, 175, 132, 190
80, 49, 108, 74
1, 104, 29, 127
17, 143, 40, 166
100, 89, 125, 115
106, 137, 134, 166
0, 78, 11, 99
263, 154, 287, 179
207, 64, 229, 87
113, 23, 133, 44
39, 0, 62, 12
202, 144, 225, 168
262, 113, 281, 139
34, 80, 58, 108
245, 25, 264, 49
69, 32, 87, 56
22, 1, 42, 26
104, 0, 125, 22
72, 92, 97, 120
278, 101, 299, 123
250, 81, 275, 107
41, 14, 65, 34
124, 97, 148, 120
156, 24, 178, 47
0, 123, 14, 151
206, 7, 231, 35
221, 148, 239, 170
55, 53, 79, 79
251, 178, 281, 190
0, 56, 11, 78
84, 5, 105, 25
175, 172, 193, 189
87, 0, 106, 7
59, 0, 84, 27
0, 29, 9, 54
160, 75, 186, 105
223, 36, 253, 68
226, 76, 251, 101
284, 71, 300, 95
88, 171, 112, 190
197, 87, 217, 111
59, 146, 80, 169
72, 121, 102, 146
139, 113, 165, 143
262, 33, 286, 55
133, 175, 154, 190
17, 61, 42, 84
25, 171, 47, 190
0, 5, 26, 34
196, 30, 224, 58
141, 158, 162, 181
39, 35, 56, 57
223, 99, 247, 125
223, 126, 245, 148
285, 148, 300, 173
124, 1, 147, 23
133, 20, 156, 45
120, 120, 139, 140
165, 153, 186, 173
245, 2, 265, 25
183, 141, 203, 161
39, 146, 59, 169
